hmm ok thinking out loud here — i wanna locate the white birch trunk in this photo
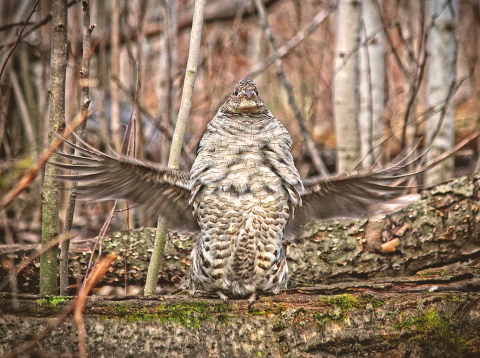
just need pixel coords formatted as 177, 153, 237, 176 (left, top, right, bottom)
334, 0, 362, 172
425, 0, 458, 186
359, 0, 384, 167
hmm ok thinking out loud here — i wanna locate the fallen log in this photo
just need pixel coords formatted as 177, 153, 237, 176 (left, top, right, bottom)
1, 266, 480, 357
1, 176, 480, 357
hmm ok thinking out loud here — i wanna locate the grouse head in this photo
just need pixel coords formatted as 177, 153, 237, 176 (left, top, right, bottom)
221, 78, 267, 114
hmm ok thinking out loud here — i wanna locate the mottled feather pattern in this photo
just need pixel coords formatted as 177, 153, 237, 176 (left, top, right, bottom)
53, 135, 198, 232
185, 91, 302, 297
53, 78, 423, 302
288, 157, 420, 232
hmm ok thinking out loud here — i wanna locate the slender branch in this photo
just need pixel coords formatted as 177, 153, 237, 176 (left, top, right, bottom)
419, 131, 480, 173
60, 0, 95, 296
88, 0, 281, 52
0, 21, 35, 33
0, 0, 39, 80
9, 71, 38, 158
145, 0, 206, 296
209, 3, 246, 112
245, 8, 333, 80
0, 0, 81, 51
370, 0, 410, 79
80, 204, 117, 292
254, 0, 328, 176
354, 78, 465, 170
400, 25, 429, 148
74, 253, 117, 358
168, 0, 205, 168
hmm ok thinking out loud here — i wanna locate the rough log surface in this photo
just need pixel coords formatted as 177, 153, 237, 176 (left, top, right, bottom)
1, 267, 480, 357
1, 175, 480, 294
1, 176, 480, 357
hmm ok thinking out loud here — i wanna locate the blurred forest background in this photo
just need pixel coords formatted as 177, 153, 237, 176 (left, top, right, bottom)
0, 0, 479, 246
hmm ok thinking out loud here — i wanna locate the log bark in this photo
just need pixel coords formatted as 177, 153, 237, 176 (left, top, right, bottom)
2, 175, 479, 294
1, 268, 480, 357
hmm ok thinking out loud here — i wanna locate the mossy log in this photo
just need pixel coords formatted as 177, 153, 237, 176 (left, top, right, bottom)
1, 176, 480, 357
1, 267, 480, 357
2, 175, 480, 294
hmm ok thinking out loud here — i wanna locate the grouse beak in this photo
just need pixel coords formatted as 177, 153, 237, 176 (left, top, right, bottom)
232, 89, 263, 113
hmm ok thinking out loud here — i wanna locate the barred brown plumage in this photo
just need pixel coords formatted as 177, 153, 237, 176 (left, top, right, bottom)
53, 78, 421, 304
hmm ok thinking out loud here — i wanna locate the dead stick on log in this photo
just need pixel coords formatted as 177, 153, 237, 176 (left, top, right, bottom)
74, 253, 117, 358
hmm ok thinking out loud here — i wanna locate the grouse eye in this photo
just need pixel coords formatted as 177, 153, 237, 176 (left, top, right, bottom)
234, 89, 238, 95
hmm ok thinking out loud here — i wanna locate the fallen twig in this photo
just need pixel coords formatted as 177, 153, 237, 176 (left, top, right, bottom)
74, 253, 117, 358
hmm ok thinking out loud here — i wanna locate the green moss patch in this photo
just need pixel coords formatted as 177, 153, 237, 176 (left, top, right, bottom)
313, 294, 384, 330
111, 301, 231, 329
36, 296, 70, 308
395, 309, 469, 358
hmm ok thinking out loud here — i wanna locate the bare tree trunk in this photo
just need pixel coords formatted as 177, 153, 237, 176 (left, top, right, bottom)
334, 0, 362, 172
359, 0, 384, 166
145, 0, 206, 296
94, 0, 110, 144
158, 34, 170, 165
425, 0, 458, 186
40, 0, 68, 296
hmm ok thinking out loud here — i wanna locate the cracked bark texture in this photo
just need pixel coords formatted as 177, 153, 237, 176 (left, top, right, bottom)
1, 175, 480, 356
1, 268, 480, 357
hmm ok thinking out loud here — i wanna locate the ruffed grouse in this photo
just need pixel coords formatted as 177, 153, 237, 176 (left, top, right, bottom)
54, 78, 413, 303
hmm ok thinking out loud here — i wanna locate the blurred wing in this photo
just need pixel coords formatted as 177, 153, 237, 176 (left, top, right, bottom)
287, 160, 420, 235
51, 136, 199, 233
